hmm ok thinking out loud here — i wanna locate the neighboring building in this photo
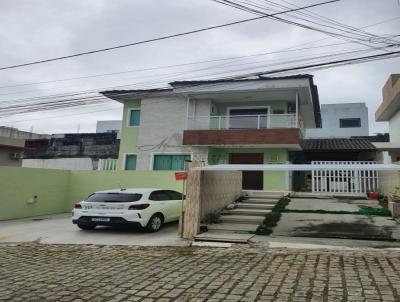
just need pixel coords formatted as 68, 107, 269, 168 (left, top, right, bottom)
0, 127, 49, 167
306, 103, 369, 138
375, 74, 400, 162
96, 120, 122, 134
22, 132, 119, 170
102, 75, 321, 191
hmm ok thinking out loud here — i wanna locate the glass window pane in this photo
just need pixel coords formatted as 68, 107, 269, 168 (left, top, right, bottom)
125, 154, 137, 170
339, 118, 361, 128
129, 109, 140, 126
153, 155, 190, 170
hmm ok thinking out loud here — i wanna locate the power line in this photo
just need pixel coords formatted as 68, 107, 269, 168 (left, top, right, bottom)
0, 0, 340, 71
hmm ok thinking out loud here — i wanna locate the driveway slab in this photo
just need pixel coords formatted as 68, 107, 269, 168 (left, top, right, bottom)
287, 197, 380, 212
274, 213, 400, 241
0, 213, 188, 246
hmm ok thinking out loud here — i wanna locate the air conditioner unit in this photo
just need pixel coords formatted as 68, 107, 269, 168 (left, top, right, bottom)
12, 152, 24, 160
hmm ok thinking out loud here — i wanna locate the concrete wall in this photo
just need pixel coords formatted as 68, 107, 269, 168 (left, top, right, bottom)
379, 162, 400, 196
389, 111, 400, 143
306, 103, 369, 138
0, 148, 22, 167
0, 127, 49, 140
22, 158, 96, 170
181, 162, 242, 239
0, 167, 70, 220
135, 97, 208, 170
96, 120, 122, 133
0, 167, 182, 221
200, 171, 242, 219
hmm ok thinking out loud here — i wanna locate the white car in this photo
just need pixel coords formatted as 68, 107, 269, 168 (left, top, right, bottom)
72, 188, 183, 232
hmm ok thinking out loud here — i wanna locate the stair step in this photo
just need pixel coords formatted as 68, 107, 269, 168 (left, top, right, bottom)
195, 231, 254, 243
207, 223, 259, 233
220, 215, 265, 224
223, 208, 271, 216
237, 203, 275, 210
244, 198, 279, 204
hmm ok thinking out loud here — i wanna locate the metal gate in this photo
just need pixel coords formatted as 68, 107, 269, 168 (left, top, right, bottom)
312, 161, 379, 194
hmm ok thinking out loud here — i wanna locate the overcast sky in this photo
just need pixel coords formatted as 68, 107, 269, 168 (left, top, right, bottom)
0, 0, 399, 135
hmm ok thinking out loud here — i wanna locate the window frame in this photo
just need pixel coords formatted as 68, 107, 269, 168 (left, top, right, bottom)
123, 153, 137, 171
150, 152, 192, 171
127, 108, 141, 127
339, 118, 361, 128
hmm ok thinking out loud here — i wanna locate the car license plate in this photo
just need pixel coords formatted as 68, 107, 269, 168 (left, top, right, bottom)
91, 217, 110, 222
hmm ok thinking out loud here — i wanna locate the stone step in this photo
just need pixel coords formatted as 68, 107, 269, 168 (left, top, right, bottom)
222, 208, 271, 216
195, 231, 254, 243
220, 215, 265, 224
236, 203, 275, 210
243, 198, 279, 204
206, 223, 259, 233
243, 190, 287, 198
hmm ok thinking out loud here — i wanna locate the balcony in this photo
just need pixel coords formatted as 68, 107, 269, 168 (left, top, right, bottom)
183, 114, 301, 147
187, 114, 297, 130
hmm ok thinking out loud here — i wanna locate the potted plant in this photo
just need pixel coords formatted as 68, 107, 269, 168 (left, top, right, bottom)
367, 190, 378, 200
388, 187, 400, 218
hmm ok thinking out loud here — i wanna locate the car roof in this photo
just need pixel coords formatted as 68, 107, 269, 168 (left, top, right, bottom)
93, 188, 168, 194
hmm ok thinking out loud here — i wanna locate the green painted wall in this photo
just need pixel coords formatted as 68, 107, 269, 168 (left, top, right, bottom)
0, 167, 182, 221
208, 147, 288, 190
0, 167, 70, 220
117, 100, 141, 170
67, 170, 182, 208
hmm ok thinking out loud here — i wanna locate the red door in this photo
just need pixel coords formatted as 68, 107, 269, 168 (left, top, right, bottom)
229, 153, 263, 190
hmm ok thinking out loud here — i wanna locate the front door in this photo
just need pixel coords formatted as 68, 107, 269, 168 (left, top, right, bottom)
229, 153, 264, 190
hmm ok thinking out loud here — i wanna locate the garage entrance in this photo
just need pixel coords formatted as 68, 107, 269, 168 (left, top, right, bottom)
229, 153, 263, 190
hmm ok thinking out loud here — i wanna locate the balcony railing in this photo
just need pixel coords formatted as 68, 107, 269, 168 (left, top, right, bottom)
187, 114, 297, 130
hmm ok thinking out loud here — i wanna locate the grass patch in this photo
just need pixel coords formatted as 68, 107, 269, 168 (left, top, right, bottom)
358, 207, 391, 217
255, 196, 290, 235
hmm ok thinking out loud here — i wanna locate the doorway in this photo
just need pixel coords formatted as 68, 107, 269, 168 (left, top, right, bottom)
229, 153, 264, 190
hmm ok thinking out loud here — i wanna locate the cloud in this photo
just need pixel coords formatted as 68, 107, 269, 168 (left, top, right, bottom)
0, 0, 398, 134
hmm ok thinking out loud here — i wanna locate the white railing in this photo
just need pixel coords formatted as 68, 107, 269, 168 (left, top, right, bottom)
98, 158, 117, 171
187, 114, 297, 130
312, 161, 379, 194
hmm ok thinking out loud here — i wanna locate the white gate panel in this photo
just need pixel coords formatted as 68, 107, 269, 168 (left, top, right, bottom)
312, 161, 378, 194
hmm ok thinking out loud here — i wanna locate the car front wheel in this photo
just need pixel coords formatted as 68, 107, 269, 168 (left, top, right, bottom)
146, 214, 163, 232
77, 223, 96, 230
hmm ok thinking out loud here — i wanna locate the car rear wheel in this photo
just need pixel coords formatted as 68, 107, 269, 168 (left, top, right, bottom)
77, 223, 96, 230
146, 214, 163, 232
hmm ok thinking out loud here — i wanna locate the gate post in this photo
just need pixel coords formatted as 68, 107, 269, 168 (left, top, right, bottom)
180, 161, 203, 239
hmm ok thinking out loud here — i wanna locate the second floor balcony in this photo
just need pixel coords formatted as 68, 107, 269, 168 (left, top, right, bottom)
187, 114, 298, 130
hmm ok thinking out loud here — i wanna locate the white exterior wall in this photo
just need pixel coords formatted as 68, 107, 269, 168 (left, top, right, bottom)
96, 120, 122, 133
22, 158, 96, 170
135, 97, 209, 170
389, 110, 400, 142
306, 103, 369, 138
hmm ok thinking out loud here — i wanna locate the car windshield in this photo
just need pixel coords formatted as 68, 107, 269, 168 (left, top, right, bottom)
85, 193, 142, 203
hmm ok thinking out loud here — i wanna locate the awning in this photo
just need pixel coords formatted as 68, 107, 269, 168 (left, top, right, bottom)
193, 163, 400, 171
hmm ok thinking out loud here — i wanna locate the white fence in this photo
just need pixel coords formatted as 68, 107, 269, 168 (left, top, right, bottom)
311, 161, 379, 194
98, 158, 117, 171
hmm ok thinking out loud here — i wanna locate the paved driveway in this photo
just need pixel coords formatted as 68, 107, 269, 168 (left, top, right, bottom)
1, 244, 400, 301
0, 214, 187, 246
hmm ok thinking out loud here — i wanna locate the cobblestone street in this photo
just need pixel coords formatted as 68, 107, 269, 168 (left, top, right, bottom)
1, 244, 400, 302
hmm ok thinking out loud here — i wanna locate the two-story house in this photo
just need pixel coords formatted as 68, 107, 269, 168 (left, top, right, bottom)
102, 75, 321, 191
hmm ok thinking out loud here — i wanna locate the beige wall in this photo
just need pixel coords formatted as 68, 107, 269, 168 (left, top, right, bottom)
181, 163, 242, 239
379, 163, 400, 196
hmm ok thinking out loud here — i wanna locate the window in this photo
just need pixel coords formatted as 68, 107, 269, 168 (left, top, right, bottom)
153, 154, 190, 171
124, 154, 137, 170
166, 190, 183, 200
339, 118, 361, 128
149, 190, 171, 201
85, 193, 142, 203
128, 109, 140, 126
228, 107, 269, 129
